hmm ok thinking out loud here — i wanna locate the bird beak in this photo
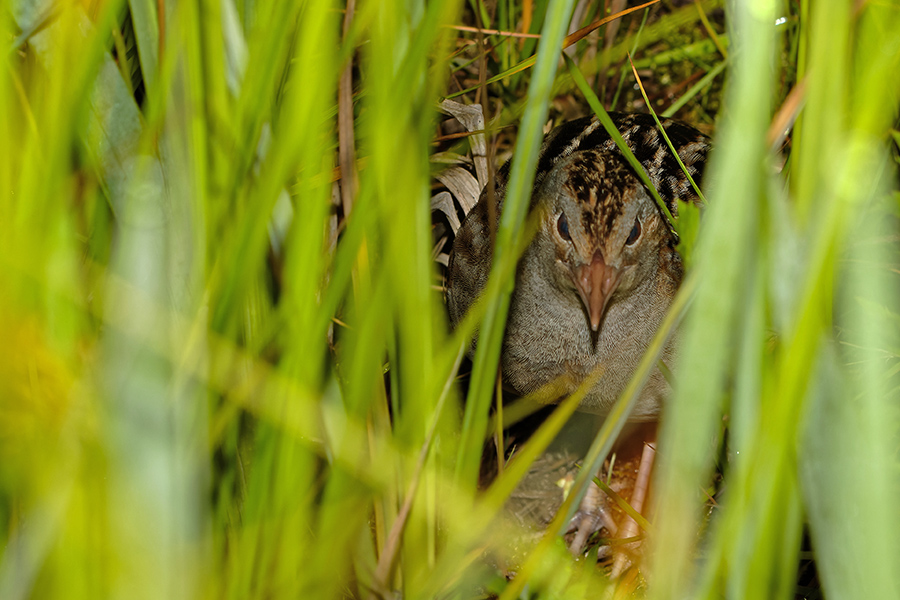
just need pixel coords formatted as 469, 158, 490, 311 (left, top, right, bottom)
574, 253, 620, 332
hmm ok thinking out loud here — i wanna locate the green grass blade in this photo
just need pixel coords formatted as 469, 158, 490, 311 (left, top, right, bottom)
456, 0, 577, 489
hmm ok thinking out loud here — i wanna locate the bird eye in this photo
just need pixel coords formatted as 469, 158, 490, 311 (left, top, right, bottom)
557, 213, 571, 241
625, 218, 641, 246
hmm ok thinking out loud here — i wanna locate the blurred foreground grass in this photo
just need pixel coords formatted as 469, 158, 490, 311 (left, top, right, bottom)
1, 0, 899, 598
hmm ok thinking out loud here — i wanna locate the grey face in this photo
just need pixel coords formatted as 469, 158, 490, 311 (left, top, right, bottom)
537, 149, 668, 331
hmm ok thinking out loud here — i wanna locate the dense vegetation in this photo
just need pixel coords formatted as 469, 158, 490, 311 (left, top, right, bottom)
1, 0, 898, 598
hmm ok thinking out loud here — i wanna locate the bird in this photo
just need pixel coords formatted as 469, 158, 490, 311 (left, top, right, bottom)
446, 112, 709, 419
446, 113, 709, 559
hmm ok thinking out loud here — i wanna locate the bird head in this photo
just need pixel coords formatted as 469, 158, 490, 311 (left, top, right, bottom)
536, 149, 669, 332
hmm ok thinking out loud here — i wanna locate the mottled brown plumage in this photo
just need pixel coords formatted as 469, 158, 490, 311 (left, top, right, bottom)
446, 113, 709, 418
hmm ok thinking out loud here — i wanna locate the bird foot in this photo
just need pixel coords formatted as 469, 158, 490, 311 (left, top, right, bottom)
567, 479, 618, 556
566, 437, 657, 577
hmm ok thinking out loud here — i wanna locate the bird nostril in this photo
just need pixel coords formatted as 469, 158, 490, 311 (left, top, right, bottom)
602, 271, 620, 299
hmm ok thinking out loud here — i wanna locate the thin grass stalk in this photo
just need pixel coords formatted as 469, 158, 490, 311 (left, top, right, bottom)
795, 3, 900, 597
649, 0, 775, 597
358, 0, 463, 594
456, 0, 577, 488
